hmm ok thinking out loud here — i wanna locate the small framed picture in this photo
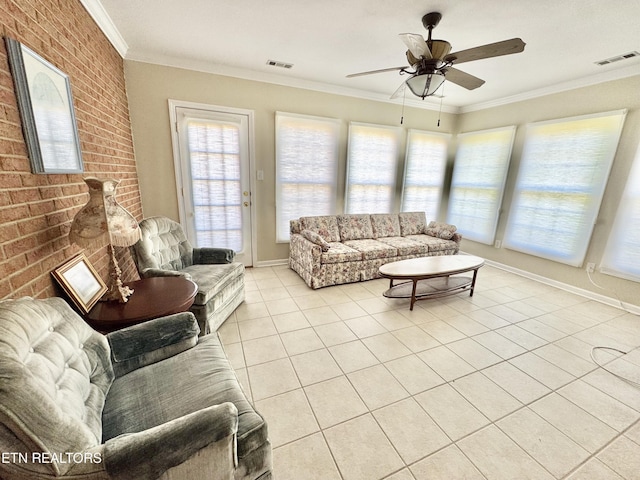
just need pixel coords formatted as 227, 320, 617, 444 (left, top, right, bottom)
4, 36, 84, 174
52, 254, 107, 314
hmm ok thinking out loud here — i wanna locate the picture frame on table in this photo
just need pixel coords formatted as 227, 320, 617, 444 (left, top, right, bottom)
4, 36, 84, 174
52, 254, 107, 314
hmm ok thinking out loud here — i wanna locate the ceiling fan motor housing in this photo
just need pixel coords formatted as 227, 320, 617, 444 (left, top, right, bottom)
422, 12, 442, 31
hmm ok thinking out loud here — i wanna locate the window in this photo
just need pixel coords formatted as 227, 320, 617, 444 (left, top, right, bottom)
504, 110, 626, 266
401, 130, 450, 221
601, 146, 640, 281
345, 123, 401, 214
183, 117, 244, 251
447, 126, 515, 244
275, 112, 340, 242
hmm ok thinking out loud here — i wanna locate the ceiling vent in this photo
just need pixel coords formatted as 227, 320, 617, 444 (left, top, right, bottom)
595, 51, 640, 66
266, 60, 293, 69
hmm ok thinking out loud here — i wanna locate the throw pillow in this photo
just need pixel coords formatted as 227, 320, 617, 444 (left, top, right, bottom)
425, 221, 457, 240
301, 229, 331, 251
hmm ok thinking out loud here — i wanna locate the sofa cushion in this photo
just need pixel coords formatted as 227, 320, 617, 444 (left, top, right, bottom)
370, 214, 401, 238
321, 242, 363, 264
425, 221, 457, 240
301, 229, 331, 251
377, 236, 428, 256
300, 215, 341, 242
102, 334, 267, 467
405, 234, 457, 252
344, 239, 398, 260
337, 214, 374, 241
399, 212, 428, 236
181, 262, 244, 305
0, 298, 113, 465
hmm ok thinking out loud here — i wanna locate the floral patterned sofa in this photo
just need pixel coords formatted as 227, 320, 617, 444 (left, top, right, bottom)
289, 212, 461, 289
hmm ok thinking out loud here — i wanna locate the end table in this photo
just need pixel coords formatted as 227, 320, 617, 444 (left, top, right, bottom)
85, 276, 198, 333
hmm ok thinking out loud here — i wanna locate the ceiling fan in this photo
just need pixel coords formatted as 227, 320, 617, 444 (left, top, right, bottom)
347, 12, 526, 99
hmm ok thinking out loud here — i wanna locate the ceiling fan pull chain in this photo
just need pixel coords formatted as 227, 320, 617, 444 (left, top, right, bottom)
437, 82, 445, 127
400, 86, 407, 125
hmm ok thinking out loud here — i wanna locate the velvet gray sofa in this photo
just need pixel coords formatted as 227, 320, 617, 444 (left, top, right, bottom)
289, 212, 461, 289
0, 297, 271, 480
132, 216, 245, 334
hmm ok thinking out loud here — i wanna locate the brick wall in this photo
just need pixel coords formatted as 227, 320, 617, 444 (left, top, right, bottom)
0, 0, 142, 300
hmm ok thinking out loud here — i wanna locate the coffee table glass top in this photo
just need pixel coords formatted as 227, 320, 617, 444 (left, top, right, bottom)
379, 255, 485, 278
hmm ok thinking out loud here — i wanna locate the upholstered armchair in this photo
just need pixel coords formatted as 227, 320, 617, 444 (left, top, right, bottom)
0, 297, 272, 480
132, 216, 245, 334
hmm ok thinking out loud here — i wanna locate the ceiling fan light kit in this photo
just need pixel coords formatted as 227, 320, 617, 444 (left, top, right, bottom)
406, 71, 446, 98
347, 11, 526, 100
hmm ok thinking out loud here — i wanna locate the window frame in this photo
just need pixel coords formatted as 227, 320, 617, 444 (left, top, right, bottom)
600, 145, 640, 282
275, 111, 341, 243
504, 109, 627, 266
400, 129, 451, 221
345, 122, 402, 215
446, 126, 516, 244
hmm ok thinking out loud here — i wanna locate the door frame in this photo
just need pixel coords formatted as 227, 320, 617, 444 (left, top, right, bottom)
168, 99, 257, 266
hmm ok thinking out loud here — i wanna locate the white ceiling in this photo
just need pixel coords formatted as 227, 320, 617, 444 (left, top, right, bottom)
91, 0, 640, 111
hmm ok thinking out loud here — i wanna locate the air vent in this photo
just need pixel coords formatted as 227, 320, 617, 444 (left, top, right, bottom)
266, 60, 293, 69
595, 51, 640, 66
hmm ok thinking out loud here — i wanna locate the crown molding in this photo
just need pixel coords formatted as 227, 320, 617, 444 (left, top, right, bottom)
79, 0, 128, 57
125, 51, 460, 114
460, 64, 640, 113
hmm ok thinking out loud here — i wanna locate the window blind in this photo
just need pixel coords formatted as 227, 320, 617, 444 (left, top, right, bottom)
504, 110, 626, 266
401, 130, 450, 221
186, 118, 243, 251
345, 123, 401, 214
275, 112, 340, 242
447, 126, 515, 244
601, 146, 640, 282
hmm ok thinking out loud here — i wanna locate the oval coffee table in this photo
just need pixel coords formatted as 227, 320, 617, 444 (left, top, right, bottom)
378, 255, 485, 310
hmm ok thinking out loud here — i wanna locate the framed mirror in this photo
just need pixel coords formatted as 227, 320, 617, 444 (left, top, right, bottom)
4, 37, 84, 174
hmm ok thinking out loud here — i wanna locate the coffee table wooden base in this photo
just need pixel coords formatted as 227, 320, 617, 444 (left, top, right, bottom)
383, 274, 478, 310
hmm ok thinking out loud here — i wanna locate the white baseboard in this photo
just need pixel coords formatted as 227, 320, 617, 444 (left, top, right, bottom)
481, 257, 640, 316
252, 258, 289, 268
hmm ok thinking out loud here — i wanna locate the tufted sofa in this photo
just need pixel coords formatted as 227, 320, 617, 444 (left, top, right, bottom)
289, 212, 461, 289
132, 216, 245, 335
0, 297, 272, 480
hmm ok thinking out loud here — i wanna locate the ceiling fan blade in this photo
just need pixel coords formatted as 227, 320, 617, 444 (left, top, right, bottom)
346, 66, 405, 78
446, 38, 525, 65
444, 67, 485, 90
390, 83, 406, 99
399, 33, 432, 59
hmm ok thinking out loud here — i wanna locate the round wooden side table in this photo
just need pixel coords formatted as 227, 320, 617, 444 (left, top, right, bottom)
85, 276, 198, 333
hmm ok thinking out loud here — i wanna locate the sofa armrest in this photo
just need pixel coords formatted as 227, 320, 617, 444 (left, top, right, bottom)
139, 267, 192, 281
193, 247, 235, 264
107, 312, 200, 377
103, 402, 238, 480
289, 234, 322, 271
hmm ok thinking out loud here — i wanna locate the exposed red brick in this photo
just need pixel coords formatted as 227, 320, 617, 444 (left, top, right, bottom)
1, 0, 142, 300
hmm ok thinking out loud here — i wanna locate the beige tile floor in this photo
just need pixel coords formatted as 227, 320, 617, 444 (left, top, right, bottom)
218, 264, 640, 480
